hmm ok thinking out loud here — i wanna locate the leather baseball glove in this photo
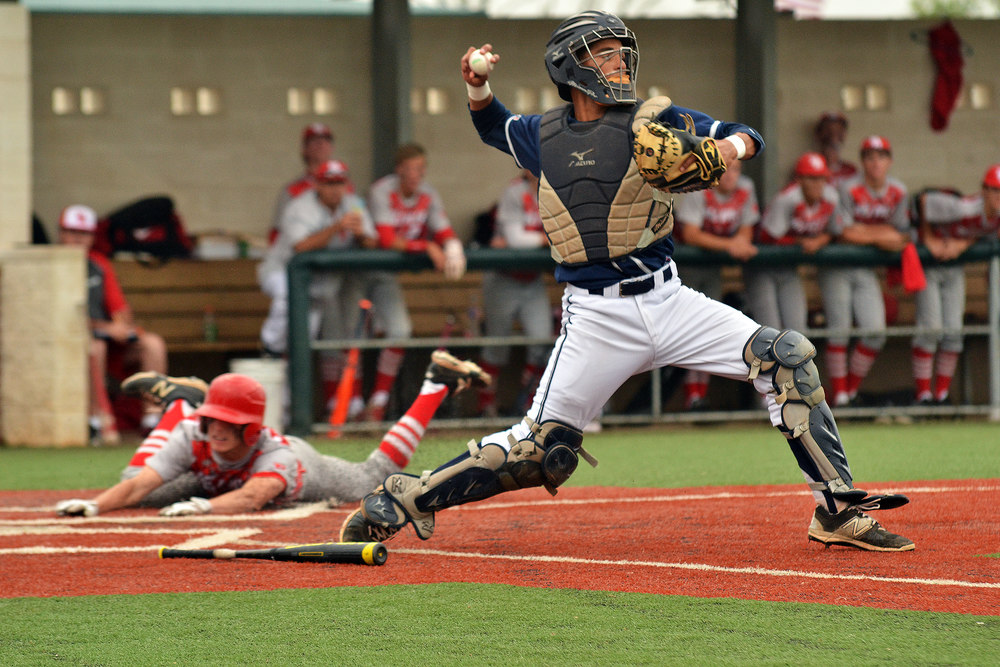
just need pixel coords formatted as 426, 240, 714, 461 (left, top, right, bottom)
633, 120, 727, 193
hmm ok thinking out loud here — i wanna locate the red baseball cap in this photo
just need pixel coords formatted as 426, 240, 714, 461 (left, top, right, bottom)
982, 164, 1000, 189
312, 159, 349, 184
794, 152, 830, 178
860, 135, 892, 155
58, 205, 98, 233
302, 122, 333, 143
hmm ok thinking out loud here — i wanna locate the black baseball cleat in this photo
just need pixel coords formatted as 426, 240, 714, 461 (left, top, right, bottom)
339, 507, 403, 543
808, 506, 915, 551
425, 350, 492, 394
121, 371, 209, 408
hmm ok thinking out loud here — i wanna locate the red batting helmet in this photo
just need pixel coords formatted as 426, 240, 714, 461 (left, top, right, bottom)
860, 135, 892, 156
196, 373, 266, 445
794, 152, 830, 178
982, 164, 1000, 189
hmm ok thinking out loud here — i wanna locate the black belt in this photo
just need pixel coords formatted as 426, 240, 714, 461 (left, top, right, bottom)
588, 265, 673, 297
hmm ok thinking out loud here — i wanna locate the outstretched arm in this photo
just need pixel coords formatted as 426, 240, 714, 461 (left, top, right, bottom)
57, 466, 165, 516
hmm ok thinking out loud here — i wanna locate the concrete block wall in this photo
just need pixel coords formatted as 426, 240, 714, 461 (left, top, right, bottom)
1, 246, 88, 447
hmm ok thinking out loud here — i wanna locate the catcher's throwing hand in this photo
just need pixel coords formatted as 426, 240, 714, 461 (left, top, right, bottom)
461, 44, 498, 86
633, 121, 728, 193
56, 499, 99, 517
159, 497, 213, 517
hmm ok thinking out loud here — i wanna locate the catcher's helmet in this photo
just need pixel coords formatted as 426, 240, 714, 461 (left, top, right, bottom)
545, 10, 638, 106
196, 373, 266, 446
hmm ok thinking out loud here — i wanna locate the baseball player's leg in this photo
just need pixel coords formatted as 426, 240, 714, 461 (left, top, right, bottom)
912, 268, 943, 402
934, 266, 967, 402
480, 272, 517, 369
657, 287, 910, 547
326, 353, 490, 510
259, 271, 289, 353
846, 269, 887, 400
741, 324, 910, 540
366, 271, 412, 420
818, 269, 852, 405
343, 288, 649, 541
774, 269, 809, 332
743, 269, 781, 329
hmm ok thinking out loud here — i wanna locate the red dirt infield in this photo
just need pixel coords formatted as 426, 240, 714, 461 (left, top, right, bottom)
1, 480, 997, 614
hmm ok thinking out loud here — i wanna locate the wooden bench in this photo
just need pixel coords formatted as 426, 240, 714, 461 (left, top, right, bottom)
113, 258, 269, 354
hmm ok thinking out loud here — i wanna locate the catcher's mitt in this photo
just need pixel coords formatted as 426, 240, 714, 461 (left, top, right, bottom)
633, 121, 727, 193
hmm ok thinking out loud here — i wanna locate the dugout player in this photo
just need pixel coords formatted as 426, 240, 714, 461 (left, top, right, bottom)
359, 143, 466, 422
912, 164, 1000, 405
744, 153, 841, 334
54, 351, 490, 517
814, 111, 857, 187
58, 205, 169, 445
268, 123, 345, 242
826, 136, 910, 407
341, 11, 914, 552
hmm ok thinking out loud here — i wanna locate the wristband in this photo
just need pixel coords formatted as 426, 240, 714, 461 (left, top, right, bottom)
466, 81, 492, 102
724, 135, 747, 160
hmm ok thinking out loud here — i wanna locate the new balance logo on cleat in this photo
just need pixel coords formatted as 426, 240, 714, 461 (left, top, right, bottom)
808, 506, 915, 552
121, 372, 208, 408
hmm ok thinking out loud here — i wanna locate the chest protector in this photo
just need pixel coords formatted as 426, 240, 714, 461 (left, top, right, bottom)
538, 99, 674, 266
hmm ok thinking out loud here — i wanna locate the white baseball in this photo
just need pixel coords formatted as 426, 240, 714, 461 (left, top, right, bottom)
469, 49, 493, 76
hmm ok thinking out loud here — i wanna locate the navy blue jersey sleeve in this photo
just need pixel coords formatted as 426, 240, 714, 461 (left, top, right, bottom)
470, 97, 543, 175
658, 104, 765, 156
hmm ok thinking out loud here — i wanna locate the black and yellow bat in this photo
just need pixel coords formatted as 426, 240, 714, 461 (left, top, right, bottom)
159, 541, 387, 566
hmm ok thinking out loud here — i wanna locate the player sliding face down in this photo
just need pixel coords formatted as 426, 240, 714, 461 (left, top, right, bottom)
341, 10, 915, 552
54, 351, 490, 518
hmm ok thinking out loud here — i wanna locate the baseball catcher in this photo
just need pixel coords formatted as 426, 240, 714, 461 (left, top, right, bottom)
341, 10, 913, 553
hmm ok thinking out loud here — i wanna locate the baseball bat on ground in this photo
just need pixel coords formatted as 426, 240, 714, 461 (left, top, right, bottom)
159, 541, 387, 566
327, 298, 373, 438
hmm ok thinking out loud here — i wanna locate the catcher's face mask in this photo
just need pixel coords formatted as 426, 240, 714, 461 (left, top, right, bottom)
574, 37, 638, 105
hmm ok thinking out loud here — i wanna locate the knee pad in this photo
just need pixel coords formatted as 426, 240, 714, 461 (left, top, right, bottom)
744, 326, 825, 407
502, 420, 586, 493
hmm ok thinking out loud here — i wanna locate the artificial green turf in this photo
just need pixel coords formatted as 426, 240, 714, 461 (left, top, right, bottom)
0, 585, 996, 666
3, 421, 997, 491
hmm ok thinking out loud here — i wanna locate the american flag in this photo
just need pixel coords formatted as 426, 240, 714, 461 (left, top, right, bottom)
774, 0, 825, 19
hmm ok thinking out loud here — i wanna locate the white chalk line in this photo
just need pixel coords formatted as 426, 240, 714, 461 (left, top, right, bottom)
0, 526, 229, 536
393, 547, 1000, 590
0, 528, 261, 555
0, 501, 332, 526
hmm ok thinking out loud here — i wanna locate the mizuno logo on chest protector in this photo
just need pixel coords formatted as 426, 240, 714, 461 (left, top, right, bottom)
568, 148, 596, 167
